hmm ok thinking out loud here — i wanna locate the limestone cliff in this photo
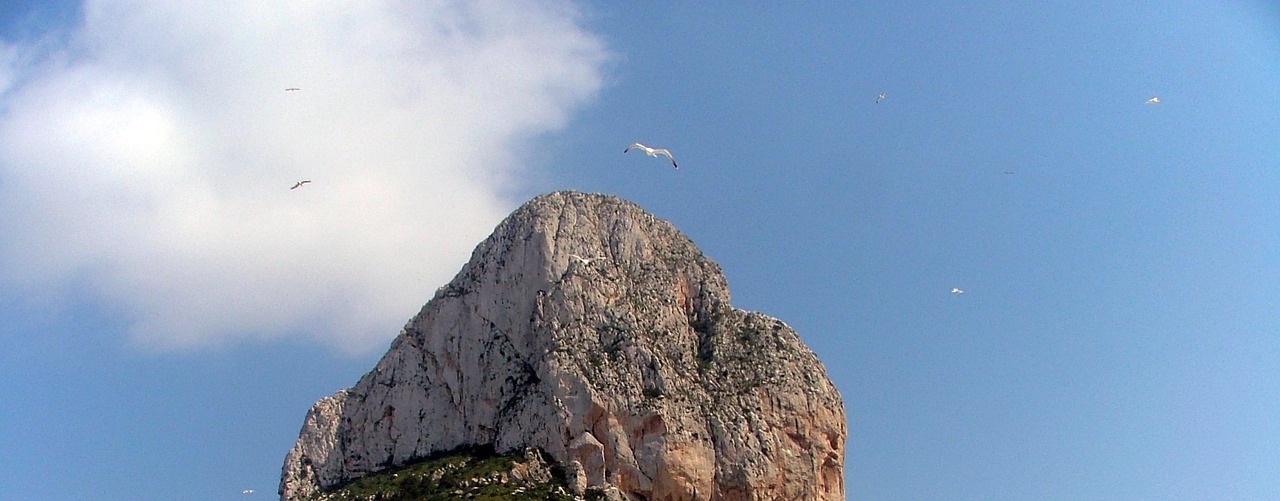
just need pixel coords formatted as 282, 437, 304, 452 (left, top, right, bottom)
280, 191, 846, 500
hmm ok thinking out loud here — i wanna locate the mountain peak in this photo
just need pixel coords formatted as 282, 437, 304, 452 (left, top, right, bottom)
280, 190, 845, 500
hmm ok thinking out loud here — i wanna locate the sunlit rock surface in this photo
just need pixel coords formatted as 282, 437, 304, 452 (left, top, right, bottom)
281, 191, 846, 500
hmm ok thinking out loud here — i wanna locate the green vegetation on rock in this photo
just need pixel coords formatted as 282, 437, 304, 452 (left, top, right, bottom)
303, 447, 578, 501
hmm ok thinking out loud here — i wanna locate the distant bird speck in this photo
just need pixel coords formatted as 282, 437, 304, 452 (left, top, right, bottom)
243, 489, 255, 494
290, 180, 311, 190
876, 92, 886, 103
625, 142, 678, 169
285, 87, 300, 92
951, 288, 964, 295
1145, 96, 1160, 105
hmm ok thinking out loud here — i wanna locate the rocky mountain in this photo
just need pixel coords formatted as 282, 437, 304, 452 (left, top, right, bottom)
280, 191, 846, 500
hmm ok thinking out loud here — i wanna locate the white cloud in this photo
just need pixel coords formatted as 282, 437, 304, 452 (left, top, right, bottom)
0, 0, 608, 354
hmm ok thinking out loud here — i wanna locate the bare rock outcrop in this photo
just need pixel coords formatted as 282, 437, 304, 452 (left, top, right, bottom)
280, 191, 846, 500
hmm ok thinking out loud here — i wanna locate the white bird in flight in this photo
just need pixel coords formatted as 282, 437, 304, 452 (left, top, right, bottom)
242, 489, 255, 494
290, 180, 311, 190
876, 92, 886, 103
951, 288, 964, 295
569, 254, 607, 266
625, 142, 678, 169
1145, 96, 1160, 105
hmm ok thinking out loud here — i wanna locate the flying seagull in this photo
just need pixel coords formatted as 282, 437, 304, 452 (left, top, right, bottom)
951, 288, 965, 295
290, 180, 311, 190
569, 254, 607, 266
285, 87, 300, 92
876, 92, 886, 103
625, 142, 678, 169
1145, 96, 1160, 105
242, 489, 255, 494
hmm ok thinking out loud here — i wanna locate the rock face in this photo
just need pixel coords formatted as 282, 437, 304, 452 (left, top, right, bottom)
280, 191, 846, 500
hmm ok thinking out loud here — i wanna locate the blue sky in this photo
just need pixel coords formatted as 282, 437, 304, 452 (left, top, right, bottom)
2, 1, 1278, 499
